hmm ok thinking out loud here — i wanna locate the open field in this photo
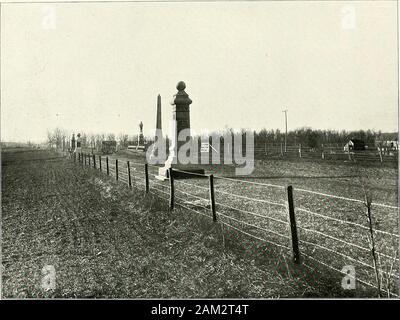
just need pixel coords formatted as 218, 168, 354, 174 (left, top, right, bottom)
1, 147, 322, 298
2, 147, 398, 297
86, 147, 399, 296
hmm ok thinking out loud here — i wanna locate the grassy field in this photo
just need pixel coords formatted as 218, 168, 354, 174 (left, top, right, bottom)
1, 147, 321, 298
2, 147, 398, 297
99, 148, 399, 296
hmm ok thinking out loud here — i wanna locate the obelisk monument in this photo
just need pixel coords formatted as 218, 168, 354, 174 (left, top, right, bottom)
150, 94, 164, 159
156, 94, 162, 132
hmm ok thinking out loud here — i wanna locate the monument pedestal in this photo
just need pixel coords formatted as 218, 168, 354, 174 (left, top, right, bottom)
156, 165, 205, 180
155, 153, 205, 180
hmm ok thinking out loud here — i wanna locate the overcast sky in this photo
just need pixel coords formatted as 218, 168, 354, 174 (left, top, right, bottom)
1, 1, 398, 143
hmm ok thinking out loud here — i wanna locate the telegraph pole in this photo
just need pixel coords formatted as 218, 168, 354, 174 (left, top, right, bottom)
283, 109, 288, 153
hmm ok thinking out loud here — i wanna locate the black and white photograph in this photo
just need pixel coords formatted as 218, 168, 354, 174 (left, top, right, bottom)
0, 0, 399, 306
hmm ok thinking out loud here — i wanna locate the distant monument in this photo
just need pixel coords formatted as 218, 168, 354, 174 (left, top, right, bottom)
150, 94, 164, 160
136, 121, 145, 151
157, 81, 205, 179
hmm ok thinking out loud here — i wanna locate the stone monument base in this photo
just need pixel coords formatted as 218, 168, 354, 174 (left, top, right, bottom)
127, 145, 146, 152
156, 164, 205, 180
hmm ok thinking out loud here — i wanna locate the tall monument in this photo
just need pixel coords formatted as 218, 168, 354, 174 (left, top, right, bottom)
150, 94, 164, 160
156, 94, 162, 132
157, 81, 204, 179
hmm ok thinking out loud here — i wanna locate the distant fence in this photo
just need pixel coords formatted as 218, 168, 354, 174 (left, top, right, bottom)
252, 145, 398, 164
72, 152, 399, 297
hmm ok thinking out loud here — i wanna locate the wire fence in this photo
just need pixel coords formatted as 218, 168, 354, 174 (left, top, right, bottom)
74, 151, 399, 297
250, 145, 398, 164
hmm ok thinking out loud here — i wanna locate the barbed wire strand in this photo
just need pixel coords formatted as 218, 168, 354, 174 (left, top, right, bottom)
297, 207, 399, 238
299, 240, 376, 270
175, 202, 213, 220
174, 179, 210, 190
301, 252, 399, 297
150, 186, 170, 197
215, 201, 289, 225
295, 188, 397, 209
175, 189, 209, 202
214, 189, 287, 207
218, 219, 291, 251
217, 211, 290, 240
214, 175, 285, 189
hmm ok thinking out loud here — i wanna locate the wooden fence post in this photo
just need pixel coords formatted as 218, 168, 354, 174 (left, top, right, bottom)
88, 154, 91, 166
93, 154, 96, 169
378, 147, 383, 163
115, 159, 119, 181
99, 155, 102, 171
85, 154, 87, 166
347, 148, 351, 161
209, 174, 217, 221
287, 185, 301, 264
144, 164, 149, 193
168, 168, 174, 210
299, 144, 302, 158
106, 157, 109, 175
127, 161, 132, 188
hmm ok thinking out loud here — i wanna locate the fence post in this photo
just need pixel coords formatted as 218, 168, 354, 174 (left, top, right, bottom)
168, 168, 174, 210
299, 144, 302, 158
209, 174, 217, 221
127, 161, 132, 188
144, 164, 149, 193
85, 153, 87, 166
99, 155, 102, 171
93, 154, 96, 169
287, 185, 301, 264
347, 148, 351, 161
78, 153, 80, 163
115, 159, 119, 181
106, 157, 109, 175
88, 154, 91, 166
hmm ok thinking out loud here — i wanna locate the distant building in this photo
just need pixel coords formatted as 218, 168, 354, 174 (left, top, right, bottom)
344, 139, 366, 151
101, 140, 117, 154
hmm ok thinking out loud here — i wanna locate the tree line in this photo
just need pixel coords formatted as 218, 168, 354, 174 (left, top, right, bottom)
46, 127, 397, 150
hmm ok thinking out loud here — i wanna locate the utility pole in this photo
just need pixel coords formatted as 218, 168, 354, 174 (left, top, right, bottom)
283, 109, 288, 153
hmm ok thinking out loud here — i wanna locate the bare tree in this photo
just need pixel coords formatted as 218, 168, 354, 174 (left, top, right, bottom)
106, 133, 116, 141
118, 133, 129, 148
